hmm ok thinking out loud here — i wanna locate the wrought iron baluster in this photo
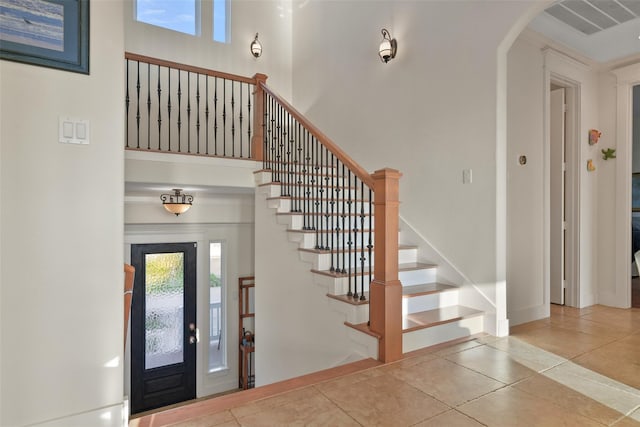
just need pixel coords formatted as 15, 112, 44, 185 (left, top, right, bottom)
296, 122, 303, 213
368, 187, 373, 292
222, 79, 226, 156
239, 82, 243, 158
167, 67, 172, 151
348, 170, 353, 297
286, 112, 292, 198
278, 104, 284, 189
360, 181, 366, 300
135, 61, 141, 149
147, 63, 151, 150
319, 145, 326, 250
266, 94, 272, 173
187, 71, 191, 153
205, 76, 209, 154
196, 74, 201, 154
304, 129, 311, 227
177, 70, 183, 152
341, 163, 347, 274
157, 64, 162, 150
329, 152, 335, 271
231, 81, 235, 157
125, 60, 130, 148
214, 77, 218, 156
247, 82, 252, 158
314, 136, 320, 249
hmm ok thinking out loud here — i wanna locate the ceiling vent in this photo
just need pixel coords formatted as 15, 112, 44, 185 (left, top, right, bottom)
544, 0, 640, 35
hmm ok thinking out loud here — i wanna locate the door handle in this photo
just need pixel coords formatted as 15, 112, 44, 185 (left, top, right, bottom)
189, 323, 199, 344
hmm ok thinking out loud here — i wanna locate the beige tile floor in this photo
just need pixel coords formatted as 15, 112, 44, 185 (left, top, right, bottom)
133, 305, 640, 426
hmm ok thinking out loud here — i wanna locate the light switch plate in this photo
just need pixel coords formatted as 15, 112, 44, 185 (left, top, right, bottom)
463, 169, 472, 184
59, 117, 90, 145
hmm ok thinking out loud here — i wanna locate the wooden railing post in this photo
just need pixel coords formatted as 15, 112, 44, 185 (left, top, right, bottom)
369, 168, 402, 363
252, 73, 268, 161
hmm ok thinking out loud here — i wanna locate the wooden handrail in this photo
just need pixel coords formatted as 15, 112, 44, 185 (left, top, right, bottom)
259, 82, 375, 189
125, 52, 257, 85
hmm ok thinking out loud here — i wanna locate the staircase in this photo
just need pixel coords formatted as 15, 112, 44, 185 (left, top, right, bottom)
123, 53, 489, 373
254, 170, 485, 356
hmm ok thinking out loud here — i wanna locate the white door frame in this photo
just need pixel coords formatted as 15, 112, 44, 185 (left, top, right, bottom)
612, 62, 640, 308
543, 48, 583, 308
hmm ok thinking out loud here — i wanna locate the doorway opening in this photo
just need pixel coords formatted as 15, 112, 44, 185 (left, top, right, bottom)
548, 77, 579, 307
631, 84, 640, 307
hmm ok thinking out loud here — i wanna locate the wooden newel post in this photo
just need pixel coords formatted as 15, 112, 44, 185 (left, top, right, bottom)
251, 73, 268, 161
369, 168, 403, 363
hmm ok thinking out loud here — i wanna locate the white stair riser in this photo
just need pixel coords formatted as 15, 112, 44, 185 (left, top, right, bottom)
268, 198, 372, 214
287, 232, 316, 248
312, 273, 367, 295
258, 183, 366, 199
402, 290, 459, 315
345, 327, 378, 360
311, 267, 437, 295
327, 299, 369, 324
402, 315, 484, 354
277, 214, 373, 231
300, 247, 418, 271
255, 169, 343, 185
398, 248, 418, 264
400, 268, 437, 286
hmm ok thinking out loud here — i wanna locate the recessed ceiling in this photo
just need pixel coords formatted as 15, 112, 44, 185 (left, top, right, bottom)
528, 0, 640, 63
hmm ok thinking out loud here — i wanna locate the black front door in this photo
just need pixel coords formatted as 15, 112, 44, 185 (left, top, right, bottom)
131, 242, 197, 414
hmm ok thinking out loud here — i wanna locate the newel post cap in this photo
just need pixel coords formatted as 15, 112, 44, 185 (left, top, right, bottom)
372, 168, 403, 180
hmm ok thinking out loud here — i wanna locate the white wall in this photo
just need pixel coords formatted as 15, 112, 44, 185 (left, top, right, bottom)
506, 36, 546, 324
597, 69, 619, 304
505, 30, 636, 323
124, 0, 293, 100
291, 0, 537, 334
253, 190, 376, 386
0, 2, 125, 426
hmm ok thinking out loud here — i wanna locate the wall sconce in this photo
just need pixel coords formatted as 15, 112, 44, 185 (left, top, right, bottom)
378, 28, 397, 63
161, 189, 193, 216
250, 33, 262, 58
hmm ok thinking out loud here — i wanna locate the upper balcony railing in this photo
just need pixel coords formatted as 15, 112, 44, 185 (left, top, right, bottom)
124, 53, 403, 363
125, 52, 263, 159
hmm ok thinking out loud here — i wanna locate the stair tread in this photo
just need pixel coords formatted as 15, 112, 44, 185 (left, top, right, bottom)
301, 244, 417, 255
259, 182, 359, 190
327, 292, 369, 306
278, 212, 372, 217
402, 283, 457, 298
402, 305, 483, 333
312, 262, 436, 278
268, 196, 370, 202
288, 228, 374, 234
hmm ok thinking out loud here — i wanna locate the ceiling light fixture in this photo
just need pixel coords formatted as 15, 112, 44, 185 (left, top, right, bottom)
250, 33, 262, 58
378, 28, 397, 63
161, 189, 193, 216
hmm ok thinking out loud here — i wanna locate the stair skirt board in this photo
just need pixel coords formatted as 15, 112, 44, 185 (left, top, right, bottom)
402, 315, 485, 353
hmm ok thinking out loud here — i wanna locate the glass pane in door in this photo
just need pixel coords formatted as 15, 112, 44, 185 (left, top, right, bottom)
145, 252, 184, 370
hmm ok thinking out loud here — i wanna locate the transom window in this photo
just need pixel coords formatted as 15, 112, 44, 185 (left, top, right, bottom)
136, 0, 197, 35
135, 0, 228, 42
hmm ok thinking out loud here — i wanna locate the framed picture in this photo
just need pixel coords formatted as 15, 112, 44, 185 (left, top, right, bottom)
0, 0, 89, 74
633, 173, 640, 212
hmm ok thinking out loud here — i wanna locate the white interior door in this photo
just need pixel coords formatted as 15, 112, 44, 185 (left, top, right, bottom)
550, 88, 566, 305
